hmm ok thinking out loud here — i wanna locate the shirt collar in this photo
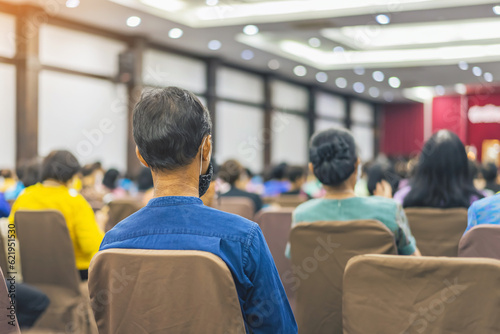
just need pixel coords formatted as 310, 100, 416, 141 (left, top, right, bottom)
147, 196, 203, 207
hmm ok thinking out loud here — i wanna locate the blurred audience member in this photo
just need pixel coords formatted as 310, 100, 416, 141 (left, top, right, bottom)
102, 168, 127, 203
219, 159, 263, 212
263, 163, 291, 197
0, 169, 15, 193
482, 162, 500, 194
394, 130, 483, 208
366, 162, 400, 197
80, 163, 105, 209
9, 150, 104, 280
286, 128, 420, 258
15, 283, 50, 329
282, 165, 310, 199
137, 167, 154, 206
0, 192, 10, 218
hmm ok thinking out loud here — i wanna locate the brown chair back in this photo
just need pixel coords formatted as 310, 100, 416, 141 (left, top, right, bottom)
254, 208, 295, 302
105, 199, 142, 232
0, 267, 20, 333
289, 220, 397, 334
89, 249, 246, 334
14, 210, 80, 293
405, 207, 467, 257
459, 224, 500, 259
211, 197, 255, 220
275, 195, 307, 208
343, 254, 500, 334
0, 229, 9, 275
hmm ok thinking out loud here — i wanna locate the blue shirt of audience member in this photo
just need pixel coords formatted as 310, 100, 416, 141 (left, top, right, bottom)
0, 193, 11, 218
466, 193, 500, 233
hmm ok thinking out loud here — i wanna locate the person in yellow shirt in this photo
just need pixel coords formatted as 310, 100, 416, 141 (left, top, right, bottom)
9, 150, 104, 280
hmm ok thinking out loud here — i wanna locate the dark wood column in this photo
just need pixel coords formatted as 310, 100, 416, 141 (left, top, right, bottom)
308, 86, 317, 138
15, 6, 42, 166
126, 37, 146, 177
206, 58, 219, 149
344, 96, 352, 129
263, 75, 273, 167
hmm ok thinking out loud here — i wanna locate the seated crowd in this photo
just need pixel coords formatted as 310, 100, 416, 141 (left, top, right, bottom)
2, 86, 500, 332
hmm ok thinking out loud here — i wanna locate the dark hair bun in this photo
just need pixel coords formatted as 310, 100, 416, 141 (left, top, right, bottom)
309, 129, 357, 186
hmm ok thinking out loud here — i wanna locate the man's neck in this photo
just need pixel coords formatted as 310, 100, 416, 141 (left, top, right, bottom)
152, 169, 200, 198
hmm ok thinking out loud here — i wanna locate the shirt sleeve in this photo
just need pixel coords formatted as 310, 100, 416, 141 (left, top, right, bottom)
466, 202, 478, 233
243, 224, 297, 334
73, 195, 104, 256
394, 204, 417, 255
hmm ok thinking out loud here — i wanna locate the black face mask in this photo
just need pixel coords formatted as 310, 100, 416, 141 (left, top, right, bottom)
199, 161, 213, 197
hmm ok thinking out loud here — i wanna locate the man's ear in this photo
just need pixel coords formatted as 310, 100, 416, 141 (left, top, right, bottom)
308, 162, 314, 174
202, 135, 212, 161
136, 147, 149, 167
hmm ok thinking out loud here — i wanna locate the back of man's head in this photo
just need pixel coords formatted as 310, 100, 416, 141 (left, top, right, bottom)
133, 87, 212, 172
219, 160, 243, 186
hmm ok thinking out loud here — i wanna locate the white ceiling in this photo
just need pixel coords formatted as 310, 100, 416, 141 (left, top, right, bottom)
5, 0, 500, 102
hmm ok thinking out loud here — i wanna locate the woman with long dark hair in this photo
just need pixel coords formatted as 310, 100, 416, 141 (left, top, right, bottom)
394, 130, 483, 208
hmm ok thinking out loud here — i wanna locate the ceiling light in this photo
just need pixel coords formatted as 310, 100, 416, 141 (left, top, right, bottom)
309, 37, 321, 48
316, 72, 328, 83
353, 82, 365, 93
383, 92, 394, 102
493, 5, 500, 15
140, 0, 185, 12
354, 67, 365, 75
435, 85, 445, 96
484, 72, 494, 82
208, 40, 221, 50
369, 87, 380, 98
458, 61, 469, 70
168, 28, 183, 39
403, 86, 435, 102
388, 77, 401, 88
376, 14, 390, 25
66, 0, 80, 8
455, 83, 467, 95
126, 16, 141, 27
472, 66, 482, 76
243, 25, 259, 36
372, 71, 384, 82
241, 50, 254, 60
206, 0, 218, 6
294, 65, 307, 77
333, 46, 345, 53
268, 59, 280, 70
336, 77, 347, 88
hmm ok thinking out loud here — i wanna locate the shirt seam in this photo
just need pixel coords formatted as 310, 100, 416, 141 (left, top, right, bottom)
242, 224, 258, 268
103, 230, 249, 245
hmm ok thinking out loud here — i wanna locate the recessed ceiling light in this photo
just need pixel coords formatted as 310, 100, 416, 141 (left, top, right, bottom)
455, 83, 467, 95
168, 28, 183, 39
126, 16, 141, 27
472, 66, 482, 76
493, 5, 500, 15
206, 0, 218, 6
388, 76, 401, 88
353, 82, 365, 93
369, 87, 380, 98
243, 25, 259, 36
376, 14, 390, 25
208, 40, 221, 50
354, 66, 365, 75
372, 71, 384, 82
294, 65, 307, 77
383, 92, 394, 102
336, 77, 347, 88
309, 37, 321, 48
66, 0, 80, 8
333, 46, 345, 53
241, 49, 254, 60
458, 61, 469, 70
316, 72, 328, 83
268, 59, 280, 70
435, 85, 445, 96
484, 72, 494, 82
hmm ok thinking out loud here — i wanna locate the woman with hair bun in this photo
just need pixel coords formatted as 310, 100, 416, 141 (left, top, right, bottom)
286, 128, 420, 257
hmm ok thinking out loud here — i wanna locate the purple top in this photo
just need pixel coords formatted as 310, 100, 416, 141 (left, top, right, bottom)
393, 185, 486, 207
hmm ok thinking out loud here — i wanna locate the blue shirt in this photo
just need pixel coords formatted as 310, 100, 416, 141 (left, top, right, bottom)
466, 193, 500, 233
0, 193, 10, 218
100, 196, 297, 334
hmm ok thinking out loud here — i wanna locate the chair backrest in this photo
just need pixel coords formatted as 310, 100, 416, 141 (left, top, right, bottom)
405, 207, 468, 257
14, 210, 81, 295
459, 224, 500, 259
105, 199, 142, 232
275, 195, 307, 208
254, 208, 295, 300
289, 220, 397, 334
0, 267, 21, 333
211, 197, 255, 220
89, 249, 246, 334
343, 254, 500, 334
